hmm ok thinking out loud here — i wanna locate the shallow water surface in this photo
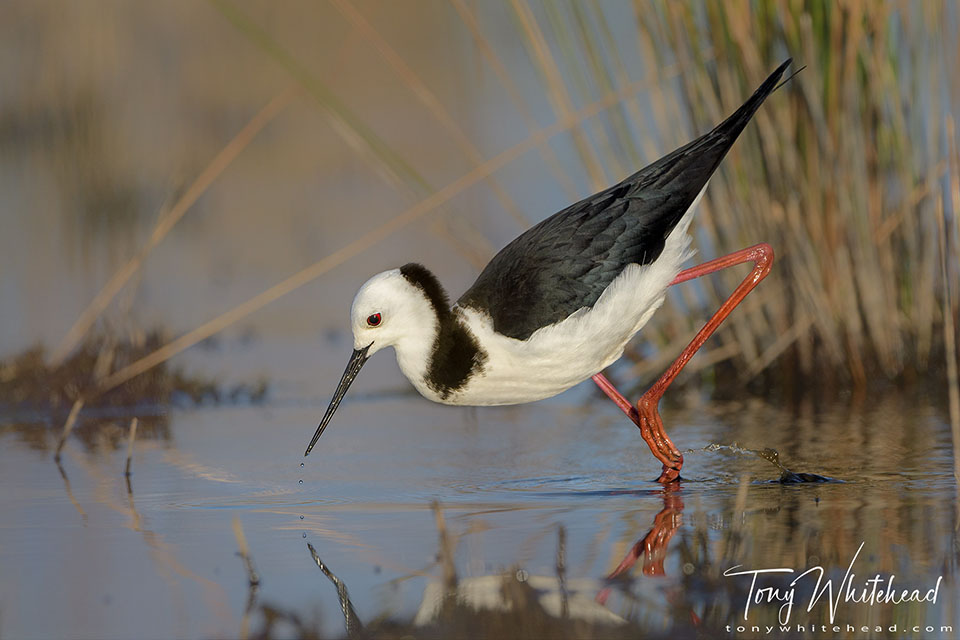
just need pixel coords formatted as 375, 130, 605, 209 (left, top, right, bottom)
1, 392, 957, 639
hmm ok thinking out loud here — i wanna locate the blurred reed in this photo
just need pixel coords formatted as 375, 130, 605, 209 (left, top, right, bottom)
508, 0, 609, 191
619, 1, 960, 396
327, 0, 530, 228
449, 0, 580, 200
942, 117, 960, 482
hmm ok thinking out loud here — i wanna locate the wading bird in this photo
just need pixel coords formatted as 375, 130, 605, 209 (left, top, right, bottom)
306, 60, 792, 483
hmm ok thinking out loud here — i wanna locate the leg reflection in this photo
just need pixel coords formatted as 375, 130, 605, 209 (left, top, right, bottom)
596, 484, 684, 605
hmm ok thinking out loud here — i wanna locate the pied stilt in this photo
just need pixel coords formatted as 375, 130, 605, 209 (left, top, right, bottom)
306, 59, 792, 483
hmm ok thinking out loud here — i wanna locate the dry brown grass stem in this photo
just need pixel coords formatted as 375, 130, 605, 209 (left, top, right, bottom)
429, 217, 494, 270
584, 1, 648, 166
508, 0, 607, 191
448, 0, 579, 201
943, 117, 960, 485
48, 87, 299, 368
331, 0, 530, 228
627, 325, 712, 381
211, 0, 432, 201
91, 71, 687, 397
874, 160, 948, 242
124, 417, 138, 477
543, 3, 626, 179
745, 312, 815, 377
53, 398, 84, 462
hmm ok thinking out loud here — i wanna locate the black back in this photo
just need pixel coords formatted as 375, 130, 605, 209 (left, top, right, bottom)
458, 59, 791, 340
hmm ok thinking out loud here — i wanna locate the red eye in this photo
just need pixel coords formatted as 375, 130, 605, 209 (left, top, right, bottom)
366, 313, 382, 327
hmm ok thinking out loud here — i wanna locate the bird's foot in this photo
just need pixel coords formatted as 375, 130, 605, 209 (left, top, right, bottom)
634, 395, 683, 482
656, 464, 682, 484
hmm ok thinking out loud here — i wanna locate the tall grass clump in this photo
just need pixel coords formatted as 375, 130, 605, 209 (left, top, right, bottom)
624, 1, 959, 397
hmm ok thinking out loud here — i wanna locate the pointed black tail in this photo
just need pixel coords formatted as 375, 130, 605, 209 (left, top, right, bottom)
641, 58, 793, 188
707, 58, 793, 145
614, 58, 794, 240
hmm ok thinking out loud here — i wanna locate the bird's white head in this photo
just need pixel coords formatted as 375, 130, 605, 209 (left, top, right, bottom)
305, 265, 445, 456
348, 268, 438, 358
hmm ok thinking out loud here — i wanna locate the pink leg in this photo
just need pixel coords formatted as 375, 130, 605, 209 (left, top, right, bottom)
592, 243, 775, 483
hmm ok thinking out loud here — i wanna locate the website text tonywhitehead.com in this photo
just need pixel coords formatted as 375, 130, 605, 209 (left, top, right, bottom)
725, 624, 953, 636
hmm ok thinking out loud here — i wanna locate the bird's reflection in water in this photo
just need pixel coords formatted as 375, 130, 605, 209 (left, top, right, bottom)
296, 489, 693, 638
248, 460, 852, 638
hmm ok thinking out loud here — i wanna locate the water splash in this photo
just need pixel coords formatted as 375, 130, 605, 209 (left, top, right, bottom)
689, 443, 838, 483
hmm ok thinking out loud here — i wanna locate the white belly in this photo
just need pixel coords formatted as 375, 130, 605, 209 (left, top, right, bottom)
440, 289, 661, 405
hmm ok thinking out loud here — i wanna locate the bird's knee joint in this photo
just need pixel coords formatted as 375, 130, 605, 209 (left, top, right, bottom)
637, 396, 658, 412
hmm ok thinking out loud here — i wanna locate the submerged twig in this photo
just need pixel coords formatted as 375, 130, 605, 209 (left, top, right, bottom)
124, 417, 138, 477
55, 456, 87, 523
432, 500, 458, 592
556, 525, 569, 619
307, 543, 362, 637
733, 473, 750, 530
125, 464, 141, 532
53, 398, 84, 462
232, 517, 260, 587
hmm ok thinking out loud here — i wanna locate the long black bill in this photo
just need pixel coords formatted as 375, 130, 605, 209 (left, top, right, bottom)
305, 344, 371, 456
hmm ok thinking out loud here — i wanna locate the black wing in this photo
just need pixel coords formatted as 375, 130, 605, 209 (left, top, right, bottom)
457, 59, 791, 340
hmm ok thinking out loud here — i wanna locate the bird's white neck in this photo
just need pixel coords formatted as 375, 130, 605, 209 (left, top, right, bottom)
393, 312, 441, 399
393, 307, 489, 403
